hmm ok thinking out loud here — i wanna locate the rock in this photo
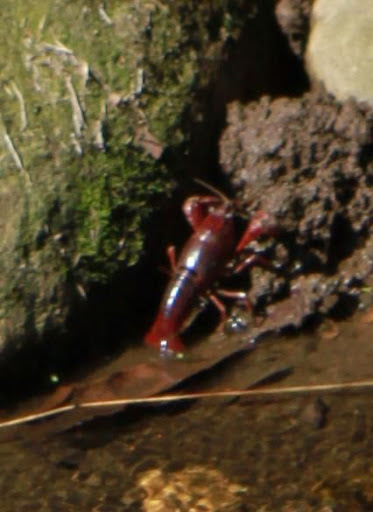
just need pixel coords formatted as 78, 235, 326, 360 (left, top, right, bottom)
306, 0, 373, 106
137, 466, 247, 512
0, 1, 266, 366
301, 398, 328, 429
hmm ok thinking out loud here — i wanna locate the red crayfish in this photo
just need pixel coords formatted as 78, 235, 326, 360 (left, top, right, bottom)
145, 181, 278, 353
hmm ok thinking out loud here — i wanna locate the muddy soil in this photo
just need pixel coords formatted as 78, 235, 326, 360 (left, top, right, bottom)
220, 92, 373, 326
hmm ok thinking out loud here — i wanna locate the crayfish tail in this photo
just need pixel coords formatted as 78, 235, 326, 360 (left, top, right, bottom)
145, 329, 185, 353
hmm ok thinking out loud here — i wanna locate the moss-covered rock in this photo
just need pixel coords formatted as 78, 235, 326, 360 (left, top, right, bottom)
0, 0, 260, 356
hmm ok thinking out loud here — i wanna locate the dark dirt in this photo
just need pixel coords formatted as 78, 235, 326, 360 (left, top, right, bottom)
220, 92, 373, 323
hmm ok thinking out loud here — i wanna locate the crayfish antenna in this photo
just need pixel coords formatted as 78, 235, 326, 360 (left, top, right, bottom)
193, 178, 230, 204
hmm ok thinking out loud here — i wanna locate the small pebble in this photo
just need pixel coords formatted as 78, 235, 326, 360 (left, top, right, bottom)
360, 306, 373, 324
301, 398, 328, 429
319, 319, 339, 340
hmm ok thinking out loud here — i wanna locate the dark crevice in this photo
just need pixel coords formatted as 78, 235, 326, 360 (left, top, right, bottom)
328, 293, 360, 320
138, 0, 313, 355
327, 215, 357, 272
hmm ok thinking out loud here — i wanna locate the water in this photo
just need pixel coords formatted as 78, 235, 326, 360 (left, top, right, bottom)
0, 309, 372, 511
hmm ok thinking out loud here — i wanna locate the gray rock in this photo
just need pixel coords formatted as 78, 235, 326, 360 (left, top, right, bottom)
307, 0, 373, 106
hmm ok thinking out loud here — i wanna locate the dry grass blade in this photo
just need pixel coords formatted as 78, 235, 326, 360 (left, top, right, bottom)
0, 118, 31, 185
0, 380, 371, 429
80, 380, 373, 408
65, 76, 85, 138
0, 405, 75, 428
11, 82, 28, 131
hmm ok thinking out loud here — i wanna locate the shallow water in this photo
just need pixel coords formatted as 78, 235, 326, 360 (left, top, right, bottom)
0, 308, 372, 511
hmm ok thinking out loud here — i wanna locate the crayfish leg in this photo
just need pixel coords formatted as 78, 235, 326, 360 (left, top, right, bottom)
216, 288, 253, 314
233, 253, 271, 274
167, 245, 177, 271
208, 293, 228, 331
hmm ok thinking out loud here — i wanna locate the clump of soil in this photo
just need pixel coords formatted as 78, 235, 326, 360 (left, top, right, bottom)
220, 92, 373, 323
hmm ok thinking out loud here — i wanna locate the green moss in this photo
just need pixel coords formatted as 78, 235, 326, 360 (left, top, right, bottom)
0, 0, 260, 347
73, 147, 170, 281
